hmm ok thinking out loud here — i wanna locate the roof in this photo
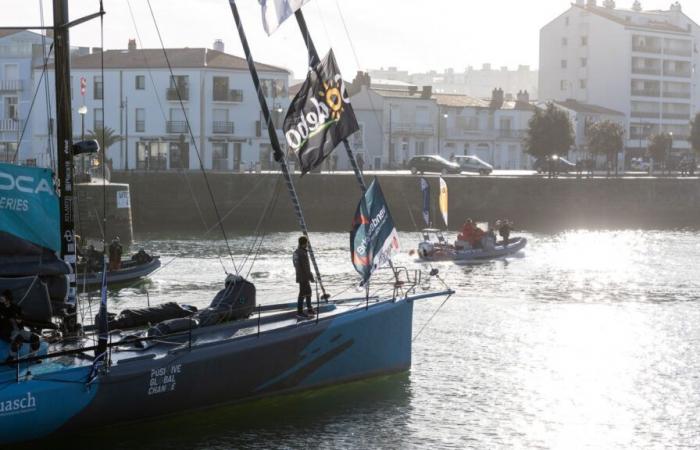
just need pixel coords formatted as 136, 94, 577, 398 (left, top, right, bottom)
434, 93, 536, 111
553, 99, 624, 116
371, 87, 433, 100
0, 29, 24, 39
46, 48, 289, 73
572, 4, 690, 34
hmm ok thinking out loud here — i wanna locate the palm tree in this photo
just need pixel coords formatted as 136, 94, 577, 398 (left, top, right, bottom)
85, 125, 122, 153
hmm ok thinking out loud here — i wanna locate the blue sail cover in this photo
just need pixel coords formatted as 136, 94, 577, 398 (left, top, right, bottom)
0, 163, 60, 253
350, 179, 400, 284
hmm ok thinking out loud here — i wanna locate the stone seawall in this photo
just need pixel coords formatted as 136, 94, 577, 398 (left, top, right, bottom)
110, 172, 700, 233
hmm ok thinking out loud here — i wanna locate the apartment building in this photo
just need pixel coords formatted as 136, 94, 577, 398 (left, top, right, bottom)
539, 0, 700, 155
30, 40, 290, 172
0, 29, 52, 165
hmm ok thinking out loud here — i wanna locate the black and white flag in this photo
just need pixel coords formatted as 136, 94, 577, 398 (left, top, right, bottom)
283, 49, 359, 175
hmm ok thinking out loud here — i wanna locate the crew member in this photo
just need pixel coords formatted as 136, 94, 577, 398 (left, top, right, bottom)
498, 220, 512, 246
457, 219, 476, 244
0, 290, 40, 362
108, 236, 123, 271
293, 236, 316, 318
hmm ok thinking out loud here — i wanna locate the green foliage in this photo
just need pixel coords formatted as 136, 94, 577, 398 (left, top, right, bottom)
690, 113, 700, 155
648, 132, 672, 164
85, 126, 122, 153
524, 103, 574, 161
587, 121, 624, 172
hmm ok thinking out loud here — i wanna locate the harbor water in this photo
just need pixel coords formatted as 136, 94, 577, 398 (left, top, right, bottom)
44, 230, 700, 449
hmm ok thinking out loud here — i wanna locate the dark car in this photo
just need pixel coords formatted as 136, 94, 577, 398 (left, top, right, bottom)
408, 155, 462, 175
534, 155, 576, 174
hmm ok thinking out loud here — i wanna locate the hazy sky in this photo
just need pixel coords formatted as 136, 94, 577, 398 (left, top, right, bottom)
3, 0, 700, 79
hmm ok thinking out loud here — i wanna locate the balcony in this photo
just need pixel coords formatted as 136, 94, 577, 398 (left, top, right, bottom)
212, 89, 243, 102
0, 80, 22, 91
0, 118, 20, 131
631, 89, 660, 97
630, 111, 660, 118
632, 44, 661, 54
663, 91, 691, 99
631, 67, 661, 76
662, 113, 689, 120
663, 69, 691, 78
166, 87, 189, 101
212, 121, 234, 134
390, 122, 434, 136
166, 120, 187, 133
664, 47, 692, 57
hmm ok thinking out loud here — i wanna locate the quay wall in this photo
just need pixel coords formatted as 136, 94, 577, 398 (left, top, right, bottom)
110, 172, 700, 234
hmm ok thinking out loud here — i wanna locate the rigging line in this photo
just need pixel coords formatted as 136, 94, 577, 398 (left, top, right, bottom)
332, 0, 384, 139
412, 292, 453, 342
147, 0, 237, 275
203, 175, 269, 236
244, 175, 282, 278
40, 0, 55, 170
11, 43, 54, 163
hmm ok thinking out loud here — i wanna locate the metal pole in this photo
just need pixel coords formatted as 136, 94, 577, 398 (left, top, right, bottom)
124, 97, 129, 170
228, 0, 329, 299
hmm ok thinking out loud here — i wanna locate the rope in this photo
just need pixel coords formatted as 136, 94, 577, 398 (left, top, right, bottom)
412, 292, 453, 342
147, 0, 238, 275
243, 175, 282, 277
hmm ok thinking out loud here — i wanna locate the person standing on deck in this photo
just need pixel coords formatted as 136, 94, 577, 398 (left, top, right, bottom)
293, 236, 316, 318
108, 236, 123, 271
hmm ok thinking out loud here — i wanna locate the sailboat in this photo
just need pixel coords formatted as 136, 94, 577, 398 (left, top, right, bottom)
0, 0, 452, 444
415, 177, 527, 262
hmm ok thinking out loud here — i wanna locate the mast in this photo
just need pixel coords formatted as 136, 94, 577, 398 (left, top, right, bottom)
53, 0, 77, 306
294, 10, 367, 193
228, 0, 329, 299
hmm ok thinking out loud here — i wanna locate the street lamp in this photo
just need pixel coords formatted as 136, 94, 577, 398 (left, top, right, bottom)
437, 111, 448, 156
78, 105, 87, 174
668, 131, 673, 174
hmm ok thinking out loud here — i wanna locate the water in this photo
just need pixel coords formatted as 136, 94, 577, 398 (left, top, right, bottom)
55, 231, 700, 448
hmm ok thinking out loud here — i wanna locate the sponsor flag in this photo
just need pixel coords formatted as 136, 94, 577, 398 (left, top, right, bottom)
350, 179, 400, 284
439, 177, 448, 227
283, 49, 359, 175
420, 177, 430, 227
259, 0, 310, 35
0, 162, 59, 252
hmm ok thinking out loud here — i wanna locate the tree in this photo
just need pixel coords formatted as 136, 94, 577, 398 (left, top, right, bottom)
587, 120, 624, 177
85, 125, 122, 155
647, 132, 672, 174
690, 112, 700, 156
524, 103, 574, 164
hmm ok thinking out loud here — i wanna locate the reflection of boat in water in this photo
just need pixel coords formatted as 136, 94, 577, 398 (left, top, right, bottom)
0, 1, 452, 444
77, 254, 161, 290
417, 228, 527, 262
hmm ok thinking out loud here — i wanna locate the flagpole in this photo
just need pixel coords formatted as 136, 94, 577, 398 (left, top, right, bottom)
294, 10, 367, 193
228, 0, 329, 300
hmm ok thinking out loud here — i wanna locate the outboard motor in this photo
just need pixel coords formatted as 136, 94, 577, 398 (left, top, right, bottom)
197, 275, 256, 327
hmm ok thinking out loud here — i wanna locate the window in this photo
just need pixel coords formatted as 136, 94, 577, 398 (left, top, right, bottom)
94, 108, 103, 129
463, 143, 470, 155
135, 108, 145, 132
580, 79, 587, 89
416, 140, 426, 155
135, 75, 145, 90
581, 36, 588, 46
4, 97, 18, 119
580, 58, 587, 67
212, 76, 229, 101
93, 76, 103, 100
561, 60, 568, 69
562, 37, 568, 46
168, 76, 189, 100
0, 142, 17, 162
560, 80, 567, 91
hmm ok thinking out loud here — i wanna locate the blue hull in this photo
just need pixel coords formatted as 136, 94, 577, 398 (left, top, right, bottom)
0, 298, 415, 444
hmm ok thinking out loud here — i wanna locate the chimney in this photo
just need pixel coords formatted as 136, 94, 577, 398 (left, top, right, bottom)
421, 85, 432, 99
603, 0, 615, 8
408, 85, 418, 96
632, 0, 642, 11
516, 90, 530, 104
490, 87, 504, 109
586, 0, 597, 7
127, 39, 137, 51
348, 71, 371, 96
669, 1, 682, 12
213, 39, 225, 53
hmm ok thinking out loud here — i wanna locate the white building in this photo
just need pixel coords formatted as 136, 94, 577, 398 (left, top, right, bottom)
348, 74, 535, 169
539, 0, 700, 156
31, 40, 290, 172
0, 29, 52, 165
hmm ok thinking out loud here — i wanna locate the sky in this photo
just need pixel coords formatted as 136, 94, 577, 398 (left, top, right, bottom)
2, 0, 700, 79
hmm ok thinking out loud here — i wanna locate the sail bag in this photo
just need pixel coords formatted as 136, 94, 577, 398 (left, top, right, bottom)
350, 179, 400, 284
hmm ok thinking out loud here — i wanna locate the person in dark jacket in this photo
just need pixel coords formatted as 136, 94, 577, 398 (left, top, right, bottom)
0, 290, 40, 362
108, 236, 123, 271
293, 236, 316, 318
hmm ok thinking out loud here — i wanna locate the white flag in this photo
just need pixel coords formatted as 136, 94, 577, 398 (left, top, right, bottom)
260, 0, 310, 35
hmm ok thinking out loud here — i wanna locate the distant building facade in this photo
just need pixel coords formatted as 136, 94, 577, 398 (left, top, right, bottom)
30, 40, 290, 172
539, 0, 700, 156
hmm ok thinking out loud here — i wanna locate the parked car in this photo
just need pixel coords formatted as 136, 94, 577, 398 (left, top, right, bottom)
533, 155, 576, 173
630, 157, 651, 171
452, 155, 493, 175
408, 155, 462, 175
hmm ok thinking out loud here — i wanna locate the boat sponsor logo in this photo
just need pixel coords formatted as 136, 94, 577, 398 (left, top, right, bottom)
0, 171, 54, 196
354, 206, 388, 260
148, 364, 181, 395
0, 392, 37, 417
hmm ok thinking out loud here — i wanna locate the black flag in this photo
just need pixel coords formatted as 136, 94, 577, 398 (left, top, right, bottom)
283, 49, 359, 175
